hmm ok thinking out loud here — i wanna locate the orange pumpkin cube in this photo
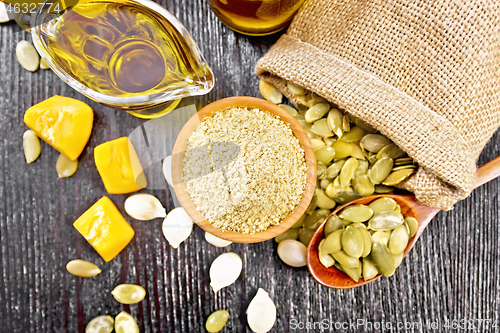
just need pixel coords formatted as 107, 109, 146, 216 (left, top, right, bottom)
94, 137, 147, 194
24, 95, 93, 161
73, 196, 135, 262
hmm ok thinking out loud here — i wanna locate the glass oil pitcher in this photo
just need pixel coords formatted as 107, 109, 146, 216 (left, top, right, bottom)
19, 0, 214, 118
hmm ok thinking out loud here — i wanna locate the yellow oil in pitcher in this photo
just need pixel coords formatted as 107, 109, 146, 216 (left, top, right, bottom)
35, 0, 213, 117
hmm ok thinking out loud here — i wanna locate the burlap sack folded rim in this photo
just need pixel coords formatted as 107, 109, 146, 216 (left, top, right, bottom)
256, 34, 476, 210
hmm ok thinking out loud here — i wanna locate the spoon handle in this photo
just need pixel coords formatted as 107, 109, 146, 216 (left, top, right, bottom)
474, 156, 500, 189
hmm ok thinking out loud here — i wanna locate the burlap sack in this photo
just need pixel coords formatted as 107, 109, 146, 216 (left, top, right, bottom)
256, 0, 500, 210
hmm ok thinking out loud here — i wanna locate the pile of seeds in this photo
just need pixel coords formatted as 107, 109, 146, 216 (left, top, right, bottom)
259, 79, 417, 253
317, 198, 418, 281
182, 106, 307, 234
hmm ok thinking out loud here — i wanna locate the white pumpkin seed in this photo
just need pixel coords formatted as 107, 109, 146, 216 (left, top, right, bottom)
124, 193, 166, 221
247, 288, 276, 333
39, 58, 50, 70
277, 239, 307, 267
210, 252, 242, 292
66, 259, 102, 278
0, 2, 11, 23
259, 79, 282, 104
56, 153, 78, 178
205, 232, 232, 247
85, 315, 114, 333
162, 207, 193, 248
162, 155, 173, 187
23, 130, 41, 163
16, 40, 40, 72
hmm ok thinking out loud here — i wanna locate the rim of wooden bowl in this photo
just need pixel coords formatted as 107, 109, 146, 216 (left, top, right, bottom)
171, 96, 317, 243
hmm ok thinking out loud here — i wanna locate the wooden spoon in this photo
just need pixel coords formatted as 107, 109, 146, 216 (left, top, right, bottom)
307, 156, 500, 289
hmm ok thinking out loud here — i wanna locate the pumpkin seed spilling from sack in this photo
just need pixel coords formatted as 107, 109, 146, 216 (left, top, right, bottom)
269, 80, 417, 269
124, 193, 166, 221
210, 252, 242, 292
316, 198, 418, 281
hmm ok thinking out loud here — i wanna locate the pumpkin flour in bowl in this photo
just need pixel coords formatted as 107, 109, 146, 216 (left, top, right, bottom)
182, 106, 308, 234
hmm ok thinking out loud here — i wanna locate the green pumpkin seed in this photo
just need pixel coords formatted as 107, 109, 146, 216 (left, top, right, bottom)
66, 259, 102, 278
341, 126, 366, 142
354, 225, 372, 257
350, 143, 366, 160
318, 240, 336, 268
316, 188, 336, 209
382, 168, 415, 186
310, 138, 326, 149
405, 217, 418, 238
324, 214, 344, 237
306, 195, 317, 215
323, 137, 335, 146
274, 228, 300, 243
111, 284, 146, 304
342, 115, 351, 132
374, 185, 394, 194
331, 140, 353, 160
314, 146, 336, 164
393, 252, 404, 268
296, 120, 316, 139
360, 134, 392, 153
349, 114, 377, 133
394, 157, 414, 165
279, 104, 298, 116
206, 310, 229, 333
340, 263, 361, 282
368, 152, 379, 166
321, 229, 343, 254
85, 315, 114, 333
368, 211, 404, 231
294, 114, 305, 121
299, 228, 315, 246
325, 177, 343, 199
362, 258, 379, 280
394, 204, 401, 213
333, 262, 344, 272
287, 81, 305, 95
368, 197, 398, 214
391, 164, 417, 172
325, 159, 346, 179
305, 103, 330, 123
320, 178, 332, 190
376, 143, 406, 160
368, 157, 394, 184
304, 209, 331, 230
355, 160, 369, 176
370, 231, 391, 246
16, 40, 40, 72
297, 92, 313, 107
352, 175, 375, 197
327, 108, 344, 138
339, 204, 373, 222
341, 226, 364, 258
310, 92, 328, 105
389, 224, 409, 255
311, 118, 334, 137
331, 250, 360, 269
334, 187, 361, 204
339, 157, 358, 187
259, 79, 282, 104
342, 218, 352, 227
371, 242, 396, 277
317, 161, 327, 179
292, 214, 307, 228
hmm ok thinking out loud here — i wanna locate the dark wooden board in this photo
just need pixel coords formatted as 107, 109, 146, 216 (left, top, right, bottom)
1, 0, 500, 332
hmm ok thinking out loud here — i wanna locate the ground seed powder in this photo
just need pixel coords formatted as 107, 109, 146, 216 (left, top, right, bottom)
182, 107, 307, 234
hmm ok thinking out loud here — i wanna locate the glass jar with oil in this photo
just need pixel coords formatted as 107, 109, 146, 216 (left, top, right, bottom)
207, 0, 305, 36
31, 0, 214, 118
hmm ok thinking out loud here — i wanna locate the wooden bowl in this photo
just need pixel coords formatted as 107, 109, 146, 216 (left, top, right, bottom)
171, 96, 316, 243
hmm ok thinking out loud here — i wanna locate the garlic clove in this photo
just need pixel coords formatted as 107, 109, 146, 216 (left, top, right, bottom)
162, 207, 193, 248
23, 130, 41, 163
205, 232, 232, 248
124, 193, 166, 221
162, 155, 173, 187
246, 288, 277, 333
209, 252, 242, 292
